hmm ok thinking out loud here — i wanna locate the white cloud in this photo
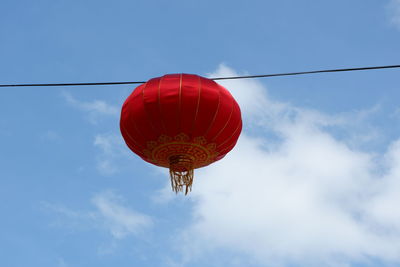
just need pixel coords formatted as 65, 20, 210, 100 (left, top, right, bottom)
42, 202, 91, 231
388, 0, 400, 28
93, 133, 129, 175
93, 132, 164, 177
91, 191, 153, 239
168, 65, 400, 266
62, 91, 119, 124
44, 191, 152, 240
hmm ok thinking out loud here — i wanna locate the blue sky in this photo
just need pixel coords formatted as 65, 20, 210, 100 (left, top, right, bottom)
1, 0, 400, 266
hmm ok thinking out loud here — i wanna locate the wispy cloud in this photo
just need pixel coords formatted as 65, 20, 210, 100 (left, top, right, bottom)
93, 133, 129, 175
91, 191, 153, 239
62, 91, 119, 124
168, 65, 400, 266
57, 258, 69, 267
44, 191, 152, 241
388, 0, 400, 28
40, 130, 62, 142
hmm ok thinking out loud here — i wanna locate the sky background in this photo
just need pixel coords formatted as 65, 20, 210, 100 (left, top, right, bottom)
1, 0, 400, 266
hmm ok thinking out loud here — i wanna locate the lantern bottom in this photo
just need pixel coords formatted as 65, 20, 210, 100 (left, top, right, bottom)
169, 155, 194, 195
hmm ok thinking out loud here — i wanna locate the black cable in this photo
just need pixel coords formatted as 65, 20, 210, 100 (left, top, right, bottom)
211, 65, 400, 81
0, 81, 146, 87
0, 64, 399, 88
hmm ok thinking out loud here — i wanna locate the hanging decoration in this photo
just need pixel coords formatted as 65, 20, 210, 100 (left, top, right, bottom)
120, 74, 242, 194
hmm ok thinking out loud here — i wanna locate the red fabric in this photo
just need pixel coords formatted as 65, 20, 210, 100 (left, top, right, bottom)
120, 74, 242, 169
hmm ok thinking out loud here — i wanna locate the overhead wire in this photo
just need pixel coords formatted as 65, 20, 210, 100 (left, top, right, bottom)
0, 64, 399, 88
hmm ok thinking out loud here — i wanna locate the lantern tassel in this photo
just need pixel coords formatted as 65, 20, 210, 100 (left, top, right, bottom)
169, 155, 194, 195
169, 169, 194, 195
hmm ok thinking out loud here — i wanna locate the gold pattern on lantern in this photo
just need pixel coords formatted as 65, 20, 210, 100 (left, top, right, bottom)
142, 133, 218, 169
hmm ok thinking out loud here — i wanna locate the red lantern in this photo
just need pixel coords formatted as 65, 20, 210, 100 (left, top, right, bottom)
120, 74, 242, 194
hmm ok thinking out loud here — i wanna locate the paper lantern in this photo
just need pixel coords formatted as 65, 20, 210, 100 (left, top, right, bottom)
120, 74, 242, 194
